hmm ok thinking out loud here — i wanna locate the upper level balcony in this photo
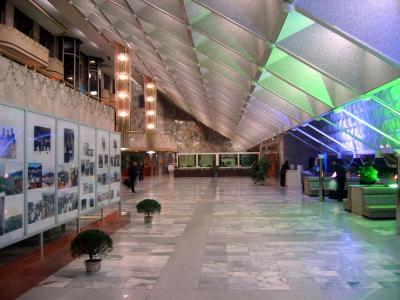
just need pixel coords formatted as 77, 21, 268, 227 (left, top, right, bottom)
0, 24, 49, 69
44, 57, 64, 80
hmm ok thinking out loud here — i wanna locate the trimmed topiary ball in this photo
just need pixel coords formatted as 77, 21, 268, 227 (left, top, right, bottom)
70, 229, 113, 261
136, 199, 161, 217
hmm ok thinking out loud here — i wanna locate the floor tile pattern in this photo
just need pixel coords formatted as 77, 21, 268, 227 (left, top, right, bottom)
20, 176, 400, 300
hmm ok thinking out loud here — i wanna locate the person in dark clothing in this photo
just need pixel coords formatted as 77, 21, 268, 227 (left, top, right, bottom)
128, 161, 138, 193
333, 159, 347, 201
280, 161, 289, 187
138, 161, 144, 181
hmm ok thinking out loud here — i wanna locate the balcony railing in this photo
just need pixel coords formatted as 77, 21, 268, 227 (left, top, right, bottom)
45, 57, 64, 80
0, 24, 49, 68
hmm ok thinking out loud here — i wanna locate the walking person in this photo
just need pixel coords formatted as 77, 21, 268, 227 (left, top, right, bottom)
280, 160, 289, 187
333, 159, 347, 201
128, 161, 138, 193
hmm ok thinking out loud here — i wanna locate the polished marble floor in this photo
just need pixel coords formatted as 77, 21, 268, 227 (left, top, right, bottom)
20, 176, 400, 300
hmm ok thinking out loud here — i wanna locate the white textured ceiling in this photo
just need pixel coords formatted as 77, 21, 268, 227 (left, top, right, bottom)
68, 0, 400, 150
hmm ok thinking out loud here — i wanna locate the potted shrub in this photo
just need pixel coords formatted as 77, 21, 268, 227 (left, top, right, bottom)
136, 199, 161, 224
253, 157, 270, 184
70, 229, 113, 273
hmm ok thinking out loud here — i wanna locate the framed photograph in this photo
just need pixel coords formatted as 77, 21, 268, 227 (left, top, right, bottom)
5, 163, 23, 196
57, 167, 69, 189
81, 159, 85, 174
104, 154, 108, 167
0, 128, 17, 159
89, 162, 94, 176
109, 132, 121, 204
27, 112, 56, 233
57, 192, 78, 214
33, 126, 51, 152
57, 120, 79, 221
70, 168, 78, 187
0, 104, 25, 245
80, 125, 96, 212
28, 162, 42, 189
81, 198, 87, 211
98, 154, 103, 168
63, 128, 74, 163
42, 192, 55, 219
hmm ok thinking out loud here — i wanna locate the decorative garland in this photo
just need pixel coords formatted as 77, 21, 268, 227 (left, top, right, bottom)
0, 56, 115, 120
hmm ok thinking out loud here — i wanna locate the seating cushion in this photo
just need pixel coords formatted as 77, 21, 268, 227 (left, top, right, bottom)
365, 205, 396, 211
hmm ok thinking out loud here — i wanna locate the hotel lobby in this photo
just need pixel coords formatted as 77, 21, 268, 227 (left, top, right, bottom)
0, 1, 399, 299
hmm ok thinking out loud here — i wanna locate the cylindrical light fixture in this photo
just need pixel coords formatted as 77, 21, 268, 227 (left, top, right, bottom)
115, 44, 131, 146
144, 76, 156, 153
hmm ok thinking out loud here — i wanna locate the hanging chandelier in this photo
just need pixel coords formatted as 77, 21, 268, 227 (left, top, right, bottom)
114, 44, 131, 146
144, 76, 156, 153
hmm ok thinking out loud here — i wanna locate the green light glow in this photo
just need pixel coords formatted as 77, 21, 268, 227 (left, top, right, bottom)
257, 73, 315, 115
388, 183, 398, 189
364, 77, 400, 97
277, 11, 314, 43
266, 48, 335, 107
359, 164, 379, 185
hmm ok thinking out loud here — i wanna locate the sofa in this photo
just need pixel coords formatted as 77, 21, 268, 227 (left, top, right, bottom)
349, 186, 397, 219
303, 176, 360, 196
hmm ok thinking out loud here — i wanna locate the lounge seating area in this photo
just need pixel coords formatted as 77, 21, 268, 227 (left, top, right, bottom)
303, 176, 360, 196
345, 186, 397, 219
304, 175, 397, 220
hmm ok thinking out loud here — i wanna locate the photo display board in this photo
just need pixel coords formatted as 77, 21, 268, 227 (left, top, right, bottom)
0, 105, 24, 246
57, 120, 79, 223
26, 112, 56, 234
0, 103, 121, 249
109, 133, 121, 204
79, 125, 96, 213
96, 130, 110, 208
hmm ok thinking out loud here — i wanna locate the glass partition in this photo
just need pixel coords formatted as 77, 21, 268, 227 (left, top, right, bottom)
178, 154, 196, 167
239, 154, 259, 167
219, 154, 237, 167
198, 154, 215, 167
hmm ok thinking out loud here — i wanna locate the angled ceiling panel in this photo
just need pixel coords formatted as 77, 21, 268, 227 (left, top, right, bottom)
67, 0, 398, 150
192, 30, 259, 80
295, 0, 400, 67
186, 1, 268, 65
266, 48, 358, 107
258, 72, 330, 116
193, 0, 286, 41
278, 23, 400, 93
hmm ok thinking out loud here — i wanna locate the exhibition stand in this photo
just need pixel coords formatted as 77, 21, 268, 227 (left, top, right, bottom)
0, 102, 122, 252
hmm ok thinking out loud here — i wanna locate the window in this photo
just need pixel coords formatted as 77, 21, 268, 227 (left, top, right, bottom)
88, 57, 100, 98
14, 8, 33, 37
80, 53, 88, 92
0, 0, 6, 24
39, 26, 54, 55
103, 73, 110, 91
219, 154, 237, 167
178, 155, 196, 168
198, 154, 215, 167
239, 154, 258, 167
111, 79, 115, 94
